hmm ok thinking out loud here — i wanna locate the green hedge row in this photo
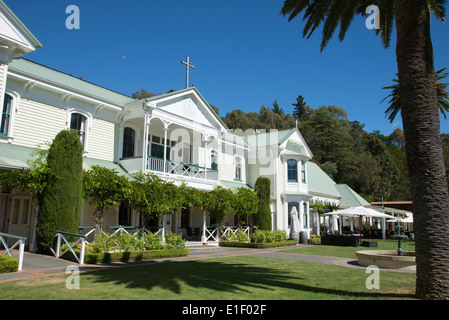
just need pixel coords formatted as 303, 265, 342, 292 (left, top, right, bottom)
61, 248, 190, 264
219, 240, 298, 249
0, 255, 19, 274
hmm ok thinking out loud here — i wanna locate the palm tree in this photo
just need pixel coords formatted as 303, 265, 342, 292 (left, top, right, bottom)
281, 0, 449, 299
382, 68, 449, 123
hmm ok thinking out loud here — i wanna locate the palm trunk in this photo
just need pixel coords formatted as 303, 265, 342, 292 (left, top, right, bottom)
395, 0, 449, 299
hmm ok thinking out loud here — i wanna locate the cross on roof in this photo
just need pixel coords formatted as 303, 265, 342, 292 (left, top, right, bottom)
181, 56, 195, 88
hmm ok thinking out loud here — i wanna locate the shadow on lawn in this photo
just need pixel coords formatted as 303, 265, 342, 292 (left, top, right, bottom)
83, 259, 414, 299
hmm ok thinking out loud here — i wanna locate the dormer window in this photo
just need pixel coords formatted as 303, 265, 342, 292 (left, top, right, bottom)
287, 159, 298, 182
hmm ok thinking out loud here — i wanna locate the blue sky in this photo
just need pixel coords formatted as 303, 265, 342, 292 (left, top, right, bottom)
7, 0, 449, 135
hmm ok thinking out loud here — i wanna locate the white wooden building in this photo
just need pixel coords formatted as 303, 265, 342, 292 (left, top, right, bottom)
0, 0, 370, 250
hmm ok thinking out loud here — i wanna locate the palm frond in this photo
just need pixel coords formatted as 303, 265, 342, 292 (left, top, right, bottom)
382, 68, 449, 122
428, 0, 447, 21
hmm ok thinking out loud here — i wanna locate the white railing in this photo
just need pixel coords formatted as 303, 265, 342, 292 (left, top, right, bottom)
51, 231, 87, 265
147, 156, 218, 182
0, 232, 26, 271
222, 226, 251, 240
204, 227, 219, 242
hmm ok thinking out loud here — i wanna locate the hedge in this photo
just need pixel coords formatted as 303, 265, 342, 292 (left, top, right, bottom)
61, 248, 190, 264
219, 240, 298, 249
0, 255, 19, 274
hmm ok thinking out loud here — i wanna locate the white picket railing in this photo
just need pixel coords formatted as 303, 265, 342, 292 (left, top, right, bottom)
51, 230, 87, 265
0, 232, 26, 271
147, 157, 218, 182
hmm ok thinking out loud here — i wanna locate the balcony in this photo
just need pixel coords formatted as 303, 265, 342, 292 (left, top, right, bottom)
146, 156, 218, 182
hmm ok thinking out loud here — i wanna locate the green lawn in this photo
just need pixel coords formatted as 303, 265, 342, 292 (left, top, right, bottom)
0, 255, 416, 300
278, 239, 415, 259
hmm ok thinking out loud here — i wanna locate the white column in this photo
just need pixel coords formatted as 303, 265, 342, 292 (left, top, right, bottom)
142, 115, 149, 172
299, 201, 304, 230
201, 210, 207, 243
339, 215, 342, 234
163, 126, 168, 173
162, 215, 166, 241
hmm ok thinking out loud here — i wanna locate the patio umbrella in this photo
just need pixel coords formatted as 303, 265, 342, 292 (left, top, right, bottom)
330, 213, 339, 233
324, 206, 395, 239
324, 206, 395, 219
290, 206, 301, 241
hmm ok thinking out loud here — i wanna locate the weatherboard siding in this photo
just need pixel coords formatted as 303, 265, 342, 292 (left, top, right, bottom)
12, 97, 67, 148
87, 117, 116, 161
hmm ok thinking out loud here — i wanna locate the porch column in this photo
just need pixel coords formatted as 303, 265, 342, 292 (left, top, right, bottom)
163, 126, 168, 174
201, 210, 207, 243
162, 120, 171, 174
316, 209, 320, 236
142, 115, 152, 172
162, 215, 166, 241
339, 215, 342, 234
203, 134, 209, 180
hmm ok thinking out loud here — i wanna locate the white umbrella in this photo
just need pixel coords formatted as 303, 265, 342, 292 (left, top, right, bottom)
330, 214, 339, 232
324, 206, 395, 239
290, 206, 301, 241
324, 206, 395, 219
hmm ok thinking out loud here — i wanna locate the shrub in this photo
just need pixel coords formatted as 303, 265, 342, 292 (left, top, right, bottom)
141, 232, 164, 250
0, 255, 19, 274
88, 231, 183, 253
253, 177, 272, 230
220, 240, 297, 249
250, 230, 288, 244
227, 230, 250, 242
308, 235, 321, 244
164, 232, 186, 249
36, 130, 83, 253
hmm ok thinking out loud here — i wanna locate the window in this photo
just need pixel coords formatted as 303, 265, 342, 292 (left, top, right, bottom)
123, 127, 135, 158
70, 113, 87, 146
118, 203, 131, 226
287, 159, 298, 182
303, 202, 308, 229
1, 94, 12, 136
150, 135, 171, 160
301, 161, 307, 183
210, 150, 217, 170
180, 207, 190, 228
235, 157, 242, 180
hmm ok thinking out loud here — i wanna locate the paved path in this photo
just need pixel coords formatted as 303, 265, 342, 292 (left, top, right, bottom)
0, 244, 412, 283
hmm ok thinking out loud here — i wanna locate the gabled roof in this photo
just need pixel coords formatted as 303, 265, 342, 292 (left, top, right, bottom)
335, 184, 370, 207
135, 86, 228, 131
307, 162, 341, 199
0, 0, 42, 58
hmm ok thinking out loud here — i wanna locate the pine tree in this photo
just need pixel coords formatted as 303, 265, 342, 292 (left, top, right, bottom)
253, 177, 272, 231
36, 130, 83, 253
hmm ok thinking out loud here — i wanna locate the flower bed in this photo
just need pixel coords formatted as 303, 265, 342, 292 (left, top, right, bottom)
220, 229, 297, 248
61, 231, 189, 264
